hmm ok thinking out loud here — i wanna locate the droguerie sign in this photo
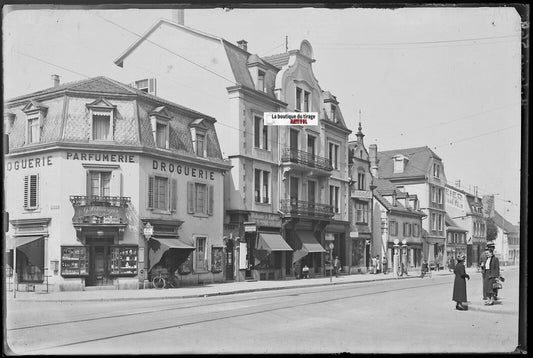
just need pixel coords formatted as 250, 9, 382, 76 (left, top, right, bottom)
265, 112, 318, 126
6, 156, 53, 171
152, 160, 216, 181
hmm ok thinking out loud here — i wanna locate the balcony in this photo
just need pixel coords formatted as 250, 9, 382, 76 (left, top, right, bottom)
279, 199, 335, 218
70, 195, 131, 208
281, 148, 333, 173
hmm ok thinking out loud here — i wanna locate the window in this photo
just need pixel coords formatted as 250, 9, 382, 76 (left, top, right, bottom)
355, 201, 368, 223
254, 169, 270, 204
412, 223, 420, 237
329, 142, 339, 170
437, 188, 444, 204
357, 171, 366, 190
187, 182, 214, 215
331, 106, 337, 122
329, 185, 340, 213
195, 237, 208, 271
296, 87, 302, 111
431, 213, 437, 230
437, 214, 443, 231
403, 222, 411, 236
89, 171, 111, 197
196, 133, 205, 156
433, 163, 440, 178
134, 78, 156, 95
135, 79, 149, 92
257, 70, 266, 92
253, 115, 268, 150
393, 157, 404, 173
27, 116, 40, 144
156, 122, 168, 149
23, 174, 39, 210
390, 221, 398, 236
92, 113, 111, 140
304, 91, 310, 111
148, 176, 177, 211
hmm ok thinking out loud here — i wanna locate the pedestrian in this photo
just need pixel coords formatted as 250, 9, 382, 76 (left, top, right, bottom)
375, 255, 381, 274
484, 242, 501, 306
479, 249, 490, 301
333, 256, 341, 278
382, 256, 388, 274
421, 260, 429, 278
452, 254, 470, 311
302, 265, 310, 279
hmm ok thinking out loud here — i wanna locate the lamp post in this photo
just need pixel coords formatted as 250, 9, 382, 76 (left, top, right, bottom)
329, 242, 334, 282
393, 239, 400, 277
401, 239, 408, 275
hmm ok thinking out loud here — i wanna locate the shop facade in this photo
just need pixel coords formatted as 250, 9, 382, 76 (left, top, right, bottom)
4, 76, 230, 291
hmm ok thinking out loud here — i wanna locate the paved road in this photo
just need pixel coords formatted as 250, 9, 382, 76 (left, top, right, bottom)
5, 267, 519, 354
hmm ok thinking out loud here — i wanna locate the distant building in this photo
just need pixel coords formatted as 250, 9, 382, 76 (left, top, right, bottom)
370, 145, 447, 269
444, 214, 468, 269
482, 195, 519, 265
4, 76, 230, 291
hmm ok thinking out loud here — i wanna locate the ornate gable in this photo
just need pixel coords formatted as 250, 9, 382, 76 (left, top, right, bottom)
22, 100, 47, 115
150, 106, 172, 120
85, 97, 116, 111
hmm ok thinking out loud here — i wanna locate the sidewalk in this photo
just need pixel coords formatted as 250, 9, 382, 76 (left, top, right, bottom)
6, 266, 491, 303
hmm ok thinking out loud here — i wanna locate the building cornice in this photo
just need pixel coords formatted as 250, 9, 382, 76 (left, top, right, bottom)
226, 84, 287, 107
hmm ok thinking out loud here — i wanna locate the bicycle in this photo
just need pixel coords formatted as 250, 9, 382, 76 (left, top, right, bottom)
151, 272, 179, 289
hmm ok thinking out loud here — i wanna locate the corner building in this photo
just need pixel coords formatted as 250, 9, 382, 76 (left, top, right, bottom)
4, 76, 231, 291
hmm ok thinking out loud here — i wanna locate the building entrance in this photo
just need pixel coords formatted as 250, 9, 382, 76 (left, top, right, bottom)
86, 237, 113, 286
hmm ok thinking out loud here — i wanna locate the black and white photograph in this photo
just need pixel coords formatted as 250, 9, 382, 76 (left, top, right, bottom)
2, 4, 527, 355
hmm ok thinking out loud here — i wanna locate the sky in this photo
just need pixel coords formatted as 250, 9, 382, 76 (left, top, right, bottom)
2, 5, 523, 225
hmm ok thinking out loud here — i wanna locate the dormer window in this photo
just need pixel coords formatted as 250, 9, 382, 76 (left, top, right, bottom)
433, 163, 441, 178
331, 106, 337, 122
132, 78, 157, 95
190, 118, 209, 157
257, 70, 266, 92
86, 98, 116, 142
393, 155, 408, 174
22, 100, 47, 145
150, 106, 171, 149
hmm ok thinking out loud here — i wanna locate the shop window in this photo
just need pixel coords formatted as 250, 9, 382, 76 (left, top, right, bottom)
61, 246, 89, 277
23, 174, 39, 210
195, 237, 208, 271
110, 246, 138, 276
211, 247, 223, 273
187, 182, 214, 216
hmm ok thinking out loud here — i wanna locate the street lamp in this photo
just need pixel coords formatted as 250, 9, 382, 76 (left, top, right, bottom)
393, 239, 400, 277
329, 242, 334, 282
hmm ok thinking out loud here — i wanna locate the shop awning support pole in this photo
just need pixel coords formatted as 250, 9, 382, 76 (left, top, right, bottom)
13, 247, 17, 299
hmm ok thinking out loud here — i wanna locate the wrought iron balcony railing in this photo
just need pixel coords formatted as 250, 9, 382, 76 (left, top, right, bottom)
279, 199, 335, 218
281, 148, 333, 171
70, 195, 131, 208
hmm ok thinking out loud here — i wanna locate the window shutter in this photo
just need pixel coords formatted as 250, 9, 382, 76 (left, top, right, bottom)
207, 184, 214, 216
187, 182, 195, 214
170, 178, 177, 212
23, 175, 29, 209
147, 176, 154, 209
30, 174, 39, 208
148, 78, 156, 96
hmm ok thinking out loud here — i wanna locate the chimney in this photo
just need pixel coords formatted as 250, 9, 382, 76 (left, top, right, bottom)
369, 144, 378, 178
51, 74, 60, 87
171, 9, 184, 25
237, 40, 248, 52
455, 180, 461, 188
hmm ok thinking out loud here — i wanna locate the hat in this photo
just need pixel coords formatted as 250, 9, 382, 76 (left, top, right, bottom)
457, 254, 465, 261
486, 242, 495, 249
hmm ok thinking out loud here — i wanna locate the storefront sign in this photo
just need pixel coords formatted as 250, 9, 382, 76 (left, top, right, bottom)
248, 212, 282, 227
350, 189, 373, 199
445, 187, 464, 209
6, 155, 53, 171
66, 151, 135, 163
349, 231, 358, 238
152, 160, 215, 180
244, 223, 257, 232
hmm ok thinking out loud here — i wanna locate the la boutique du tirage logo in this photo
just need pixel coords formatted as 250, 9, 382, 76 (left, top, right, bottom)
265, 112, 318, 126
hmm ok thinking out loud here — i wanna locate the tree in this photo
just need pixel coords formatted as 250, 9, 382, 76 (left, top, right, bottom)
486, 217, 498, 241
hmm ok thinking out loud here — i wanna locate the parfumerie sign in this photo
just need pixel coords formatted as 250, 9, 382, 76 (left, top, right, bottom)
265, 112, 318, 126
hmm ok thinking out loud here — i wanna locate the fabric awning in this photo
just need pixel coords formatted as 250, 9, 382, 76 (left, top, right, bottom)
9, 236, 45, 269
148, 237, 195, 272
292, 231, 326, 264
255, 233, 293, 262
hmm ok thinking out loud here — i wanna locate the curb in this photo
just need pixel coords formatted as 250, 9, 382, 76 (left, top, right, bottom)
7, 271, 447, 303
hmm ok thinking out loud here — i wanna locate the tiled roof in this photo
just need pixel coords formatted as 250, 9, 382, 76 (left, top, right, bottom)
493, 211, 519, 233
222, 41, 254, 88
445, 214, 467, 232
373, 177, 398, 195
377, 146, 442, 179
263, 52, 291, 69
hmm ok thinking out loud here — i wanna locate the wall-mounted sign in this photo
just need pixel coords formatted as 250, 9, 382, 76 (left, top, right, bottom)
445, 187, 464, 209
350, 189, 373, 199
244, 222, 257, 232
6, 155, 53, 171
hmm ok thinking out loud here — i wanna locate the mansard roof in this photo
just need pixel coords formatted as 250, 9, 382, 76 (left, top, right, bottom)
377, 146, 442, 179
263, 52, 291, 69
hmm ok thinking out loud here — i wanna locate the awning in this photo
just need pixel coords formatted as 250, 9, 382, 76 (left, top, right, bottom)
292, 231, 326, 264
148, 237, 195, 272
255, 233, 293, 262
8, 236, 45, 269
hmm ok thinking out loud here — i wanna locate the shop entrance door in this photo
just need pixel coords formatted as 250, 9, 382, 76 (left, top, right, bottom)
86, 237, 113, 286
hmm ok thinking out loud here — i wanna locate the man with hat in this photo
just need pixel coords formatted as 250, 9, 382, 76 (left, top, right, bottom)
484, 241, 501, 305
479, 249, 491, 301
452, 254, 470, 310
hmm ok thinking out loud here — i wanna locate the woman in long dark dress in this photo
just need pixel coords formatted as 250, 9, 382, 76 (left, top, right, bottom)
452, 254, 470, 310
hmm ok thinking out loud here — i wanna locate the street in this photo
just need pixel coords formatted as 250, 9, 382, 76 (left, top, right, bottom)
5, 267, 519, 354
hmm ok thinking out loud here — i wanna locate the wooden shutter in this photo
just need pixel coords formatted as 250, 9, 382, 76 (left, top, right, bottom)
207, 184, 214, 216
170, 178, 177, 212
30, 174, 38, 208
147, 176, 154, 209
187, 182, 195, 214
148, 78, 157, 96
23, 175, 29, 209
